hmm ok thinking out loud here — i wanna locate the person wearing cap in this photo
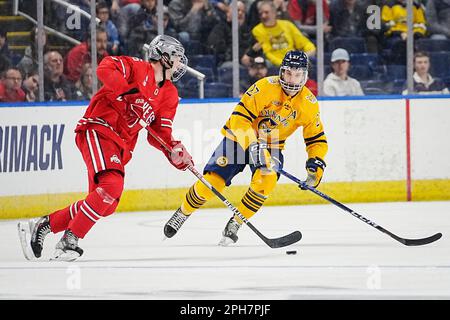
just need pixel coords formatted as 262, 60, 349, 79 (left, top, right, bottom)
239, 56, 269, 95
323, 48, 364, 96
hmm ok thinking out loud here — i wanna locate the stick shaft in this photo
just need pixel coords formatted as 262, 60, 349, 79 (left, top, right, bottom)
277, 168, 441, 246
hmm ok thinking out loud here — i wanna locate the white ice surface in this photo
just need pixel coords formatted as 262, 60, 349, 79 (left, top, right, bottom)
1, 201, 449, 300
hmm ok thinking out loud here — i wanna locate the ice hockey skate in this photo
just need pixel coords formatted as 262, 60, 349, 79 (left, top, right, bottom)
218, 217, 241, 246
52, 230, 83, 262
164, 207, 189, 238
18, 216, 51, 260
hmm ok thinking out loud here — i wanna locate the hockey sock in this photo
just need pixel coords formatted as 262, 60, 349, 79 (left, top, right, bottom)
235, 169, 278, 223
67, 170, 124, 238
181, 172, 226, 215
49, 200, 83, 234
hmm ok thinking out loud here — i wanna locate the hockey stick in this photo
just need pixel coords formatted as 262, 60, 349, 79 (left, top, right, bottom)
139, 120, 302, 248
277, 168, 442, 246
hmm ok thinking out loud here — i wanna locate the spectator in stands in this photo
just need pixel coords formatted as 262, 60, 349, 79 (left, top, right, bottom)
247, 0, 291, 30
207, 1, 252, 67
209, 0, 230, 22
288, 0, 332, 39
74, 63, 95, 100
97, 1, 121, 55
329, 0, 364, 38
426, 0, 450, 39
127, 3, 178, 58
382, 0, 427, 40
273, 0, 291, 21
21, 69, 39, 102
0, 55, 11, 74
329, 0, 380, 53
17, 28, 49, 77
382, 0, 427, 64
127, 0, 156, 33
0, 30, 12, 62
126, 0, 156, 57
240, 38, 264, 67
402, 51, 449, 94
168, 0, 221, 45
111, 0, 142, 39
324, 48, 364, 96
53, 0, 90, 41
150, 7, 179, 43
44, 51, 76, 101
0, 30, 12, 74
252, 0, 316, 67
0, 67, 26, 102
239, 56, 269, 94
64, 28, 108, 83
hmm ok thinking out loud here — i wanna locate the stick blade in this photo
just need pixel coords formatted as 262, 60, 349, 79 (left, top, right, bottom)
399, 232, 442, 246
265, 231, 302, 249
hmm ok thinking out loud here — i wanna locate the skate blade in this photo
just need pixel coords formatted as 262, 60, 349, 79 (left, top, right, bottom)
17, 222, 35, 260
218, 236, 236, 247
51, 249, 81, 262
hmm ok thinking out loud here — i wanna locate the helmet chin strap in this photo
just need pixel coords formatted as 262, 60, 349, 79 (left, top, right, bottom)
156, 48, 173, 87
159, 62, 167, 87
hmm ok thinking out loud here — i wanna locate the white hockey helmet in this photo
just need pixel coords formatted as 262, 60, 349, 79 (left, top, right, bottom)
147, 35, 188, 82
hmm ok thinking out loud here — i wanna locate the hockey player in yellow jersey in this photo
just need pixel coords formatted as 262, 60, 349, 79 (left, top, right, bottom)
164, 50, 328, 245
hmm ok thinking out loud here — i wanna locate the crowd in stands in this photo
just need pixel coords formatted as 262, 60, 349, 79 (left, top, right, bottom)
1, 0, 450, 102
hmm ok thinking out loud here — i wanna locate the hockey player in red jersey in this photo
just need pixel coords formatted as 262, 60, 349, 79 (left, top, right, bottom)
18, 35, 193, 262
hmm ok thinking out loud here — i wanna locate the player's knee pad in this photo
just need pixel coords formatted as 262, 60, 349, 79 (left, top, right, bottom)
96, 170, 124, 205
250, 168, 278, 197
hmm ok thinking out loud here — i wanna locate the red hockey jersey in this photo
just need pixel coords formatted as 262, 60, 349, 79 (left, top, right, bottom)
75, 56, 180, 164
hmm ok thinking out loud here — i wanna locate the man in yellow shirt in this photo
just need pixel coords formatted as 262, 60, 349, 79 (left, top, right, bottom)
163, 50, 328, 245
252, 0, 316, 66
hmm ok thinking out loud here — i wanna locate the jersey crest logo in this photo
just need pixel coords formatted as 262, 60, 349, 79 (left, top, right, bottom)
110, 155, 121, 164
216, 156, 228, 167
258, 117, 278, 134
306, 94, 317, 104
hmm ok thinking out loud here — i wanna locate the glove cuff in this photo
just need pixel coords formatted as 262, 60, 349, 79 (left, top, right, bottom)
306, 157, 326, 170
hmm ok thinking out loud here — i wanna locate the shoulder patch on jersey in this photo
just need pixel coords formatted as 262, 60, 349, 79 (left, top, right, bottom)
305, 93, 317, 104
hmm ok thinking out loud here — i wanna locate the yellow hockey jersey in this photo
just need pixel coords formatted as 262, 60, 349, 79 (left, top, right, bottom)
381, 3, 427, 36
221, 76, 328, 161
